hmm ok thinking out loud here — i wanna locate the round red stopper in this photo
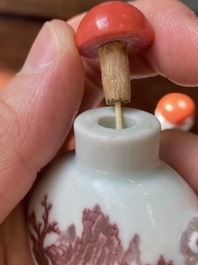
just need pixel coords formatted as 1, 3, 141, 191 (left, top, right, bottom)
75, 1, 154, 58
156, 93, 195, 125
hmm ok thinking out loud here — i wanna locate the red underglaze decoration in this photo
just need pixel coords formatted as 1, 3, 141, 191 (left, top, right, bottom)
180, 218, 198, 265
29, 195, 174, 265
75, 1, 154, 58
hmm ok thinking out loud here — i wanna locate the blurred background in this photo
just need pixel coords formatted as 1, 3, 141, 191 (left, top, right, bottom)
0, 0, 197, 132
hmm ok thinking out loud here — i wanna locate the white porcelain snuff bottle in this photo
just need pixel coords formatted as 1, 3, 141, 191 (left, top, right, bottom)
28, 106, 198, 265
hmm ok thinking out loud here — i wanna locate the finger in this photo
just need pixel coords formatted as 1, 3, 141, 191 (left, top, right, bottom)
132, 0, 198, 85
57, 76, 104, 156
0, 19, 84, 223
68, 0, 198, 85
2, 202, 33, 265
67, 13, 84, 32
160, 129, 198, 194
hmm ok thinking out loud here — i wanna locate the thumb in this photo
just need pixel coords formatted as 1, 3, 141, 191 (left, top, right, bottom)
0, 20, 84, 223
160, 129, 198, 194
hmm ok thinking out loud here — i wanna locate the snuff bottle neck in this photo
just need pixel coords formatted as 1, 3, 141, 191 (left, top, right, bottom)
74, 107, 161, 175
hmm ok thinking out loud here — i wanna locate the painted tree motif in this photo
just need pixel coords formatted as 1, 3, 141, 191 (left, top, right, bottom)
29, 195, 61, 265
28, 195, 174, 265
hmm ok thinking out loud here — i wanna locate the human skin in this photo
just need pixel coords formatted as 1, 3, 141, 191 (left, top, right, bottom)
1, 0, 198, 263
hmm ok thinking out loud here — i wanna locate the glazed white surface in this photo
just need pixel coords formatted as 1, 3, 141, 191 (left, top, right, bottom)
28, 107, 198, 265
29, 152, 198, 264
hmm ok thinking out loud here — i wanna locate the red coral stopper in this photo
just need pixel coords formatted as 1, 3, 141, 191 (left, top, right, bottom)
76, 1, 154, 58
156, 93, 195, 125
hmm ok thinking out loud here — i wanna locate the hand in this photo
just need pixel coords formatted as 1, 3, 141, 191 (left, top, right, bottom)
1, 0, 198, 264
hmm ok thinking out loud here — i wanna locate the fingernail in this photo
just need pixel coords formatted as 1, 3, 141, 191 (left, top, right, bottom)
21, 22, 58, 72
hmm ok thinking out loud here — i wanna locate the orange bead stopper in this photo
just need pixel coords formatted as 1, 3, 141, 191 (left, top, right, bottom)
156, 93, 195, 125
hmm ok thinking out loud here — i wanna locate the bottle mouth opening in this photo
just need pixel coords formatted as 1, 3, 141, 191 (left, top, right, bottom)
98, 115, 136, 129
